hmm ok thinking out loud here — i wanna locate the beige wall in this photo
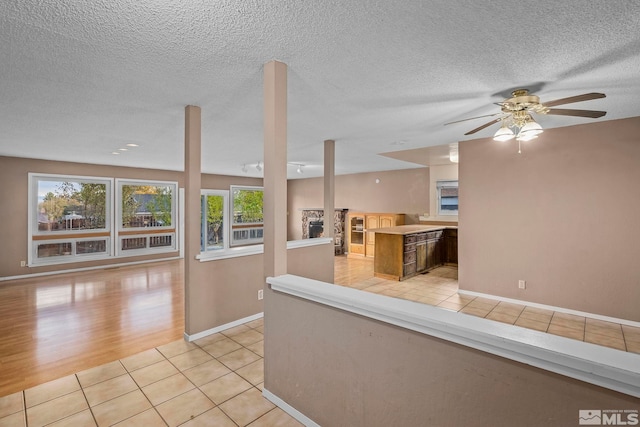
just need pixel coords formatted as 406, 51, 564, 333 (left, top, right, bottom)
426, 163, 458, 221
0, 156, 266, 279
265, 289, 636, 426
189, 255, 264, 334
0, 156, 184, 278
287, 168, 430, 240
458, 117, 640, 322
0, 155, 337, 335
0, 155, 265, 336
287, 243, 335, 284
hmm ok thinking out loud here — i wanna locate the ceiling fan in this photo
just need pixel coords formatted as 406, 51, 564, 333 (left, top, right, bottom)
446, 89, 607, 143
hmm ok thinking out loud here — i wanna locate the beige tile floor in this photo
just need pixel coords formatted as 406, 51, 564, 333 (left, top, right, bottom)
0, 318, 303, 427
2, 263, 639, 426
340, 264, 640, 354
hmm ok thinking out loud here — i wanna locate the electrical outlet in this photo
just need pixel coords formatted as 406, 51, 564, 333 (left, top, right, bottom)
258, 289, 264, 300
518, 280, 526, 289
20, 260, 26, 267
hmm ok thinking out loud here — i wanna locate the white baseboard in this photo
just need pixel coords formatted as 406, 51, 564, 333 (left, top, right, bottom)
183, 312, 264, 342
457, 289, 640, 328
262, 388, 319, 427
0, 257, 180, 282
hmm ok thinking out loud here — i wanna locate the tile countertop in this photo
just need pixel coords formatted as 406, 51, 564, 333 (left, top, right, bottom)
372, 224, 458, 235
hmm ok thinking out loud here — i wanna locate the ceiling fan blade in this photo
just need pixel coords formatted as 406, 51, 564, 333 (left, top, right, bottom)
464, 118, 501, 135
545, 108, 607, 118
444, 113, 502, 126
543, 92, 606, 107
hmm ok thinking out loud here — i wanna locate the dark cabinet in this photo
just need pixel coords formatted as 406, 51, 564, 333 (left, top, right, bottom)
374, 227, 457, 281
425, 230, 444, 270
444, 229, 458, 264
416, 242, 427, 272
403, 234, 417, 277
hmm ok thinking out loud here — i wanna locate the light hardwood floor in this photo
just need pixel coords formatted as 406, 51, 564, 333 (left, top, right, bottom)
0, 260, 184, 397
2, 256, 639, 399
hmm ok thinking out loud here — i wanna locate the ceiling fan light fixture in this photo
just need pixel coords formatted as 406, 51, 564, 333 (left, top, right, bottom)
493, 124, 515, 141
516, 133, 539, 142
518, 119, 543, 137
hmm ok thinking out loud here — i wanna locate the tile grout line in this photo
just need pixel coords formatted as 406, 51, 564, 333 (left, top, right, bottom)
75, 372, 99, 427
17, 322, 269, 426
124, 350, 171, 426
355, 267, 639, 352
621, 325, 629, 352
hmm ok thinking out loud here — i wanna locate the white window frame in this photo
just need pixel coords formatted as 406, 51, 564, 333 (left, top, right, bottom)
115, 179, 178, 256
437, 180, 459, 216
200, 189, 229, 253
230, 185, 264, 247
28, 173, 113, 266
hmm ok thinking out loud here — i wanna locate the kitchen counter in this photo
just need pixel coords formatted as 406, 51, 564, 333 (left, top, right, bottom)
373, 225, 458, 281
373, 224, 457, 235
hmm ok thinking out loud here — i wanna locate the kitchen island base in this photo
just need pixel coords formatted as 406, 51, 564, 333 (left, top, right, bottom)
374, 225, 457, 281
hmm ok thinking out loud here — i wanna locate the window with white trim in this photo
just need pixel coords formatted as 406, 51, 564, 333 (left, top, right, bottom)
29, 174, 112, 265
116, 179, 177, 255
201, 190, 228, 252
230, 186, 264, 247
437, 180, 459, 215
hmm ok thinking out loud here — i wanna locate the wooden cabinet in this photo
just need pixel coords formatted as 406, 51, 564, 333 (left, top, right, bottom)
347, 213, 404, 258
444, 228, 458, 264
365, 215, 379, 257
374, 227, 458, 281
425, 230, 444, 270
403, 234, 417, 277
415, 233, 427, 273
348, 214, 365, 255
373, 232, 405, 280
374, 232, 420, 281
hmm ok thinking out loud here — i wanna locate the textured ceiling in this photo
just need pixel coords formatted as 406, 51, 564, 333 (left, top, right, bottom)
1, 1, 639, 178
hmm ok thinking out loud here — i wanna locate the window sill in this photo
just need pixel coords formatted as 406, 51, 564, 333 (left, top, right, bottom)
197, 238, 333, 262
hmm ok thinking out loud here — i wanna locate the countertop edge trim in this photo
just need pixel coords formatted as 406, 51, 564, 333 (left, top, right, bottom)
267, 274, 640, 398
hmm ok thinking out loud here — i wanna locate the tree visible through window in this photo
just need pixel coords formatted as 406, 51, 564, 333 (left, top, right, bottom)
30, 174, 112, 264
37, 180, 107, 231
230, 186, 264, 246
30, 175, 179, 265
121, 184, 174, 228
117, 180, 177, 255
232, 187, 264, 224
201, 191, 227, 251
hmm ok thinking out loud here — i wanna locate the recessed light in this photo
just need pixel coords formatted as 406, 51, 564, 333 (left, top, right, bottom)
126, 143, 139, 147
118, 148, 128, 151
111, 151, 120, 155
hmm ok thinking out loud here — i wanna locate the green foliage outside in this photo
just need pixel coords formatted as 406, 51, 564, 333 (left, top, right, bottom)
146, 186, 173, 226
233, 188, 263, 224
205, 195, 224, 246
121, 185, 142, 227
121, 184, 173, 227
38, 181, 107, 230
41, 191, 66, 222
